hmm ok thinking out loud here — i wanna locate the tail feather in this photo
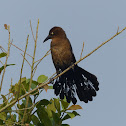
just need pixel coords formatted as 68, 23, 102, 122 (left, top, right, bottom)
53, 65, 99, 104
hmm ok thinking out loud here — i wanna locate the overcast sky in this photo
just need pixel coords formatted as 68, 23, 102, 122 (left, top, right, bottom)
0, 0, 126, 126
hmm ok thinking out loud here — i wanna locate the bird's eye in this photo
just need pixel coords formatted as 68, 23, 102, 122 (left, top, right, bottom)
51, 32, 54, 35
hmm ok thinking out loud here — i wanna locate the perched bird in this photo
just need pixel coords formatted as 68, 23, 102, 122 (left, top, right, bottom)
44, 27, 99, 104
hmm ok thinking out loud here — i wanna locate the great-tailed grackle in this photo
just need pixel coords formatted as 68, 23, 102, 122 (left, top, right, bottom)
44, 27, 99, 104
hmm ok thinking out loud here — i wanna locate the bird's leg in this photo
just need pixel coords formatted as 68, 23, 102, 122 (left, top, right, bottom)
49, 69, 62, 84
49, 75, 56, 84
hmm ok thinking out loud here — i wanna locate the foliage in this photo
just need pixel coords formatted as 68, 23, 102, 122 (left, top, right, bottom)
0, 74, 81, 126
0, 52, 15, 74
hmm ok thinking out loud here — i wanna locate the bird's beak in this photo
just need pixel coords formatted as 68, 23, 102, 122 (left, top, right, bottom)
43, 35, 52, 43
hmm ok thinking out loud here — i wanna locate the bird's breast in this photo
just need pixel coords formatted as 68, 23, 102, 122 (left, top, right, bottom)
51, 44, 73, 70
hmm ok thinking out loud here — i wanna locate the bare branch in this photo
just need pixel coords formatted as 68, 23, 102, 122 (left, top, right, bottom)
22, 19, 39, 124
18, 35, 29, 98
33, 49, 51, 70
0, 25, 11, 91
0, 26, 126, 113
10, 42, 33, 58
0, 46, 6, 53
117, 26, 119, 34
30, 20, 36, 42
80, 42, 85, 59
0, 60, 4, 66
20, 53, 31, 67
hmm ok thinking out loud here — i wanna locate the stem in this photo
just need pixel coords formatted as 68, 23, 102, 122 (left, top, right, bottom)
0, 25, 11, 92
18, 35, 29, 98
22, 19, 39, 124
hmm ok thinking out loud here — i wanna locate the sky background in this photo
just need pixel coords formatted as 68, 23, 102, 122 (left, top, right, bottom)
0, 0, 126, 126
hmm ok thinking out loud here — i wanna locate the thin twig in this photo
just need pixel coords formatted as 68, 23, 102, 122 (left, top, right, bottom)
22, 19, 39, 124
0, 46, 6, 53
80, 42, 84, 59
20, 53, 31, 67
0, 94, 14, 108
0, 25, 11, 92
34, 49, 51, 63
46, 72, 56, 83
30, 20, 36, 42
18, 35, 29, 98
117, 26, 119, 34
0, 26, 126, 113
7, 79, 12, 104
32, 50, 50, 76
21, 83, 27, 93
10, 43, 33, 58
9, 39, 13, 49
0, 93, 9, 100
3, 104, 35, 112
17, 36, 29, 121
33, 49, 51, 70
0, 60, 4, 66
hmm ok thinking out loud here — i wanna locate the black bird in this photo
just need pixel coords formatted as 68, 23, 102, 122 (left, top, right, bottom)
44, 27, 99, 104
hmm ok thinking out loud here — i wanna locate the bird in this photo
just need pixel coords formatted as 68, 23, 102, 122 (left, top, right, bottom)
43, 27, 99, 104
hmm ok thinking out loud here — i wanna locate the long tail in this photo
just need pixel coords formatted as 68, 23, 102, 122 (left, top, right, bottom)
53, 65, 99, 104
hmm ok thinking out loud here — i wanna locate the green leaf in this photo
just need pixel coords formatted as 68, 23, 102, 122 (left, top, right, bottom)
66, 112, 75, 119
6, 115, 11, 120
52, 111, 61, 126
17, 103, 25, 118
31, 80, 38, 89
18, 77, 26, 84
17, 77, 27, 95
0, 112, 6, 120
26, 79, 30, 83
1, 95, 12, 111
23, 79, 29, 91
5, 119, 13, 125
72, 111, 80, 116
37, 106, 52, 126
54, 98, 60, 114
0, 52, 7, 58
36, 99, 50, 108
0, 119, 4, 124
37, 75, 48, 83
1, 94, 7, 106
12, 82, 26, 98
48, 86, 53, 89
61, 100, 70, 110
31, 115, 40, 125
62, 111, 80, 121
29, 124, 35, 126
62, 114, 71, 121
12, 114, 17, 122
0, 64, 15, 74
22, 97, 32, 107
46, 99, 56, 118
24, 79, 39, 94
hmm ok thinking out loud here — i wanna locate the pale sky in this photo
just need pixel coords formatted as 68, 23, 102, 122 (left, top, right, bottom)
0, 0, 126, 126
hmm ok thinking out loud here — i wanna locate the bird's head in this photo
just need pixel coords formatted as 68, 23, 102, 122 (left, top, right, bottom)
43, 27, 67, 42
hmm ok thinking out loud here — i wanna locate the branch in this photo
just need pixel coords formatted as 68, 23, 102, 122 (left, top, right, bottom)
0, 25, 11, 92
18, 35, 29, 98
10, 43, 33, 58
0, 26, 126, 113
80, 42, 84, 59
22, 19, 39, 124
